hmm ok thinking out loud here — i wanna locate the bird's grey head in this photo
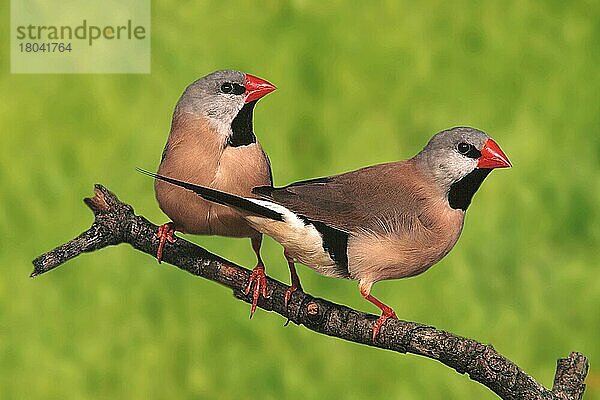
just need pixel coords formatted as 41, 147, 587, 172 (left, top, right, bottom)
416, 127, 489, 188
176, 70, 248, 129
173, 70, 276, 146
414, 127, 511, 210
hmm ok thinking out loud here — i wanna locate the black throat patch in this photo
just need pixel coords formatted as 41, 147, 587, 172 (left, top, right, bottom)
228, 101, 257, 147
448, 168, 492, 211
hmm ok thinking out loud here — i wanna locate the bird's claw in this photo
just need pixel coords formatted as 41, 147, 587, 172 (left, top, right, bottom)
244, 264, 269, 318
372, 306, 397, 342
156, 223, 176, 263
284, 282, 303, 309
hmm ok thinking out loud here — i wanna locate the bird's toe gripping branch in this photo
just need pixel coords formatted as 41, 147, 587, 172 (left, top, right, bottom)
360, 283, 398, 342
156, 223, 177, 263
244, 263, 270, 318
371, 305, 398, 342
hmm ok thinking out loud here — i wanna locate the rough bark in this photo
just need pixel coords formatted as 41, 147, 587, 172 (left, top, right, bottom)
32, 185, 590, 400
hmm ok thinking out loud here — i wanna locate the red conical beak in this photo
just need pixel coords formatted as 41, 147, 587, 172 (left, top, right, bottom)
244, 74, 276, 103
478, 138, 512, 169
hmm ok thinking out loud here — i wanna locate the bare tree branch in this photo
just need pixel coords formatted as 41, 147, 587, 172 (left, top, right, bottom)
32, 185, 589, 400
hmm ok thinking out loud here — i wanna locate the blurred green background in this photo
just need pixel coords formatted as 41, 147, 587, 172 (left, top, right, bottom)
2, 0, 599, 399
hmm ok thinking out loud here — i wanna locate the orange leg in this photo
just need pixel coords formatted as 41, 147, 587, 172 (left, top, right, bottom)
156, 222, 177, 263
360, 282, 397, 342
244, 236, 269, 318
284, 251, 303, 308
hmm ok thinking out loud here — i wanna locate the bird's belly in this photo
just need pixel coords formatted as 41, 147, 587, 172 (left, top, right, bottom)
347, 225, 462, 283
155, 140, 271, 239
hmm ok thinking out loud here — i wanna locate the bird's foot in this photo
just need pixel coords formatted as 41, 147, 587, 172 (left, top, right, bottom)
372, 306, 397, 342
359, 283, 398, 342
284, 282, 303, 308
284, 254, 303, 308
156, 223, 176, 263
244, 263, 269, 318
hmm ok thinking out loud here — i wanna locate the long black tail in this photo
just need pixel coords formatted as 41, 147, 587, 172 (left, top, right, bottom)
137, 168, 284, 221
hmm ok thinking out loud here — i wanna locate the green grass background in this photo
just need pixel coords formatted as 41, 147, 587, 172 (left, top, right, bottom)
2, 1, 599, 398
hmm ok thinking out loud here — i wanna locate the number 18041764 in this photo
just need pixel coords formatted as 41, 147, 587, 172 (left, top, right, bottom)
19, 43, 72, 52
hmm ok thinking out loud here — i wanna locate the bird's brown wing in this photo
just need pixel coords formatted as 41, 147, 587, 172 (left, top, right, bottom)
252, 161, 426, 233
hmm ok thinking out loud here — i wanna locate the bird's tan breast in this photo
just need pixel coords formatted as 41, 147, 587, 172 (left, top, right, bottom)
347, 197, 465, 284
212, 143, 272, 195
155, 116, 271, 237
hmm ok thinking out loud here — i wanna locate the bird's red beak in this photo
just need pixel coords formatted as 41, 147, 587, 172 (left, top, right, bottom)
244, 74, 276, 103
478, 138, 512, 169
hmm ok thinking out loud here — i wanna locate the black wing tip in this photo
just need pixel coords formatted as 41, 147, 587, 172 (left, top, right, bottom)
253, 176, 332, 197
252, 186, 275, 197
286, 176, 332, 188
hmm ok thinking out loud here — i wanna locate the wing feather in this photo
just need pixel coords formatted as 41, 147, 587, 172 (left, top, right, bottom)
252, 161, 427, 233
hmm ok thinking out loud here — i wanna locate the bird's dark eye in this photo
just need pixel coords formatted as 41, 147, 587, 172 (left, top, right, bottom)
456, 142, 482, 159
220, 82, 246, 95
457, 143, 471, 154
221, 82, 233, 93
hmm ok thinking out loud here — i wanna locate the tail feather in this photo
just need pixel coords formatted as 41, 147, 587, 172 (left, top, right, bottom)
137, 168, 284, 221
